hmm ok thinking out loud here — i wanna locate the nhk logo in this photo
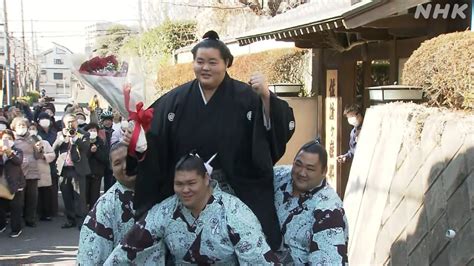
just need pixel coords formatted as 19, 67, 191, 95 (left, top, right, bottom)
414, 3, 469, 19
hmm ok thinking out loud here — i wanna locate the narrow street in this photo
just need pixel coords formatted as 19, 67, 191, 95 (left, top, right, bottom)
0, 215, 79, 265
1, 97, 79, 265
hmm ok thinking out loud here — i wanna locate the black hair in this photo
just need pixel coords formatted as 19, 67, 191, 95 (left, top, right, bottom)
295, 138, 328, 171
343, 104, 363, 117
84, 122, 100, 131
191, 30, 234, 68
64, 103, 73, 113
175, 151, 207, 178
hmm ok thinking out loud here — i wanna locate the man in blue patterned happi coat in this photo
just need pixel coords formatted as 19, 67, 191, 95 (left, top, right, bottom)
274, 140, 349, 265
77, 143, 136, 265
105, 152, 279, 265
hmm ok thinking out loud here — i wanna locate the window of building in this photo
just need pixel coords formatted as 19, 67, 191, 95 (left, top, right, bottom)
54, 58, 64, 64
53, 73, 63, 80
40, 70, 47, 75
56, 83, 64, 88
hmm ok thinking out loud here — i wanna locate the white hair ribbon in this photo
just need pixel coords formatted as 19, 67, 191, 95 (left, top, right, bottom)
195, 153, 217, 176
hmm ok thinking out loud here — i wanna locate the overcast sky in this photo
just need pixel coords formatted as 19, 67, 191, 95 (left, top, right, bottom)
5, 0, 139, 54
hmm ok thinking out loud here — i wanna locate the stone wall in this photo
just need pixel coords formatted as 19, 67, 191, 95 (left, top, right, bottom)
343, 103, 474, 265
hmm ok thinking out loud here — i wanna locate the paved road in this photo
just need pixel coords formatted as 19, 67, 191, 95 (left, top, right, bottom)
0, 214, 80, 265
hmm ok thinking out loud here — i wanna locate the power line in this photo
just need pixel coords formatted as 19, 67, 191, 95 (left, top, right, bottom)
9, 29, 137, 34
8, 19, 140, 22
156, 1, 248, 10
8, 31, 138, 38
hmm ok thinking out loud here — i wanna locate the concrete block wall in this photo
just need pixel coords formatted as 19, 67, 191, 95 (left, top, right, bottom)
344, 103, 474, 265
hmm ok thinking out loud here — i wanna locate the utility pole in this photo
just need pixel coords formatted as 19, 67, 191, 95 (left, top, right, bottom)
30, 19, 37, 91
20, 0, 27, 96
3, 0, 11, 105
138, 0, 144, 33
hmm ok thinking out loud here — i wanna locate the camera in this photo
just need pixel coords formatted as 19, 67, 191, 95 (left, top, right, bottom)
66, 127, 76, 136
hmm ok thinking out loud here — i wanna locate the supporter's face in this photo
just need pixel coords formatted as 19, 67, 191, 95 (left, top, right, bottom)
45, 109, 54, 117
174, 170, 210, 210
193, 48, 227, 90
15, 121, 28, 131
291, 151, 326, 194
63, 116, 78, 129
103, 119, 113, 128
28, 125, 38, 135
12, 108, 21, 117
346, 112, 362, 127
1, 134, 14, 147
110, 146, 136, 189
1, 134, 13, 141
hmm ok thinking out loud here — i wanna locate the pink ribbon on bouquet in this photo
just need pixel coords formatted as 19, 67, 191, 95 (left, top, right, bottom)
123, 84, 154, 157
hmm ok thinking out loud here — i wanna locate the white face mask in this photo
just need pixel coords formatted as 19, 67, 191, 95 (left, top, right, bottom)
348, 117, 359, 127
15, 127, 28, 136
0, 124, 7, 130
39, 119, 51, 128
29, 130, 38, 136
89, 131, 98, 140
3, 139, 14, 148
77, 119, 86, 125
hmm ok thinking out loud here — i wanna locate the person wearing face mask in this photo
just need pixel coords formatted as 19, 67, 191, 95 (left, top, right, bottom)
75, 112, 88, 134
42, 107, 62, 132
37, 112, 57, 144
29, 124, 56, 221
36, 112, 60, 216
10, 117, 41, 227
337, 104, 364, 164
84, 123, 108, 210
0, 130, 25, 238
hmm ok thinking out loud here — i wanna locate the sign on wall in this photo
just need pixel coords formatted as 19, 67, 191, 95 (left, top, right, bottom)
325, 69, 340, 190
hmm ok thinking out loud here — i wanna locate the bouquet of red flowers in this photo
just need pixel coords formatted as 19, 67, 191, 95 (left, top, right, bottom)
73, 55, 153, 155
79, 55, 126, 76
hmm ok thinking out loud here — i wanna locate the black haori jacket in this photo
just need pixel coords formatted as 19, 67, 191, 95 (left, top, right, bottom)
131, 74, 295, 250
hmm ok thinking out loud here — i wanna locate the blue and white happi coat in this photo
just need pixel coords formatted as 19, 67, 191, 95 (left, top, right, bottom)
77, 182, 135, 265
105, 180, 279, 265
274, 166, 349, 265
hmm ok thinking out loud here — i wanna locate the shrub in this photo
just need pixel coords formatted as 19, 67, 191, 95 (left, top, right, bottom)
16, 91, 41, 105
402, 31, 474, 109
156, 48, 308, 92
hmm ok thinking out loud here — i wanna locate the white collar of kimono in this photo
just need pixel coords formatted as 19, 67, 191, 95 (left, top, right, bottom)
198, 82, 208, 105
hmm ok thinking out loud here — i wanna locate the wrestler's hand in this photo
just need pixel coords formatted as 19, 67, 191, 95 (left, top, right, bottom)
249, 73, 270, 101
337, 155, 347, 163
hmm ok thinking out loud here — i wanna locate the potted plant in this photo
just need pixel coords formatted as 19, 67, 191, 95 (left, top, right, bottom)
268, 83, 303, 97
366, 84, 424, 104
